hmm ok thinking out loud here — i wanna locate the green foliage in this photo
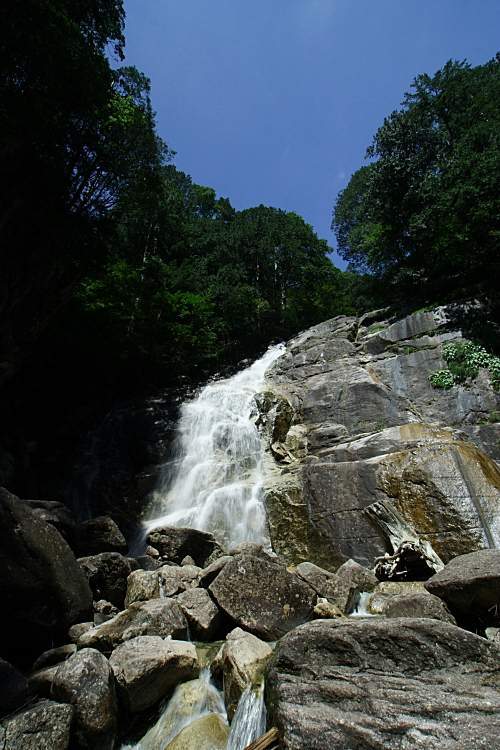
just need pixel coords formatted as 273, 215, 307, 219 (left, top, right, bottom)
429, 341, 500, 391
333, 56, 500, 302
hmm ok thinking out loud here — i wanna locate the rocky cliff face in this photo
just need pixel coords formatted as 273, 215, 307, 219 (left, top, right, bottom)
260, 306, 500, 570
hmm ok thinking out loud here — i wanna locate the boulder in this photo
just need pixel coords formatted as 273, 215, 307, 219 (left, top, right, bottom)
0, 700, 73, 750
146, 526, 224, 567
28, 664, 60, 698
109, 635, 198, 713
0, 487, 92, 666
51, 648, 117, 750
93, 600, 119, 625
199, 555, 233, 587
175, 588, 223, 640
294, 561, 338, 598
382, 591, 457, 624
164, 713, 228, 750
0, 658, 30, 718
32, 644, 77, 672
78, 598, 188, 652
267, 617, 500, 749
124, 564, 201, 606
78, 552, 133, 609
209, 553, 316, 640
75, 516, 127, 556
327, 558, 378, 613
313, 598, 344, 618
425, 549, 500, 626
68, 622, 93, 643
23, 499, 76, 544
213, 627, 273, 719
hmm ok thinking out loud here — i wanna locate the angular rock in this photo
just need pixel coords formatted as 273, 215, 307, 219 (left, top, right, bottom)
68, 622, 93, 643
425, 549, 500, 626
78, 552, 133, 609
313, 598, 344, 618
147, 526, 224, 567
327, 558, 378, 613
382, 591, 457, 624
0, 700, 73, 750
164, 713, 228, 750
93, 600, 119, 625
109, 635, 198, 713
366, 581, 427, 614
75, 516, 127, 556
52, 648, 117, 750
209, 553, 316, 640
268, 618, 500, 749
0, 658, 30, 718
176, 587, 223, 640
125, 569, 159, 606
78, 598, 188, 652
28, 664, 60, 698
0, 487, 92, 666
213, 627, 273, 719
32, 644, 77, 672
295, 561, 338, 598
23, 499, 76, 545
198, 555, 233, 587
124, 564, 201, 607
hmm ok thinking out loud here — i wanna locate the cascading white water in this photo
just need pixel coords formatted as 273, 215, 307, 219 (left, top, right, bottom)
226, 683, 267, 750
349, 591, 375, 617
144, 344, 284, 547
123, 668, 228, 750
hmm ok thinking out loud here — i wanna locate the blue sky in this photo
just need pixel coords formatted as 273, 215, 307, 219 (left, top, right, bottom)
122, 0, 500, 267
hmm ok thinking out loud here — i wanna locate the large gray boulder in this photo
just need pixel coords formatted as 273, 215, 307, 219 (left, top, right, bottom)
146, 526, 224, 567
0, 700, 73, 750
52, 648, 117, 750
110, 635, 198, 713
75, 516, 127, 556
0, 487, 93, 666
425, 549, 500, 625
209, 553, 316, 640
328, 558, 378, 612
78, 552, 134, 609
382, 591, 457, 624
175, 587, 223, 640
267, 617, 500, 749
124, 564, 201, 606
78, 598, 188, 652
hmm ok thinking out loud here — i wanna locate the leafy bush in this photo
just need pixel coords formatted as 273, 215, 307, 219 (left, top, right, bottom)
429, 341, 500, 390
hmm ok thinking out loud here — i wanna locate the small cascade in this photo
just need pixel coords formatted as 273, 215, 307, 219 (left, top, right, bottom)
227, 683, 267, 750
124, 668, 227, 750
144, 344, 284, 548
349, 591, 375, 617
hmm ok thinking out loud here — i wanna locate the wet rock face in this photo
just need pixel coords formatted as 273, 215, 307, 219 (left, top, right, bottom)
0, 487, 93, 667
262, 306, 500, 568
0, 700, 74, 750
209, 553, 316, 640
425, 549, 500, 626
267, 618, 500, 750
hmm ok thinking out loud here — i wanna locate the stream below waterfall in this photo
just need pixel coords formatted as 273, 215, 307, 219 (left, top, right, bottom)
123, 346, 282, 749
144, 343, 284, 548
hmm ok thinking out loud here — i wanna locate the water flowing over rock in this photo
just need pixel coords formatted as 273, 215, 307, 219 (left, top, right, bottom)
267, 617, 500, 749
227, 683, 267, 750
144, 345, 284, 548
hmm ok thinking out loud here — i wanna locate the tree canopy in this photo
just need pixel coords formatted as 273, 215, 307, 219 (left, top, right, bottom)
333, 56, 500, 302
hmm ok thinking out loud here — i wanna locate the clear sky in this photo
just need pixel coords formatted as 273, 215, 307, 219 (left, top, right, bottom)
122, 0, 500, 267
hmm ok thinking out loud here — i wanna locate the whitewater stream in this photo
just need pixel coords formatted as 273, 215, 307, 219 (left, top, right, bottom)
124, 346, 283, 749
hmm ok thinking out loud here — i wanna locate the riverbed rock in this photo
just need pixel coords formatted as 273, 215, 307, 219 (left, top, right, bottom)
175, 587, 223, 640
146, 526, 224, 567
110, 636, 198, 713
0, 658, 30, 718
78, 552, 133, 609
327, 558, 379, 612
124, 564, 202, 606
0, 487, 93, 666
78, 598, 188, 652
0, 700, 73, 750
93, 600, 119, 625
313, 598, 344, 618
199, 555, 233, 587
75, 516, 127, 556
23, 499, 76, 545
68, 622, 93, 643
209, 553, 316, 640
32, 644, 77, 672
52, 648, 117, 750
294, 561, 338, 597
381, 591, 457, 624
425, 549, 500, 625
164, 713, 229, 750
214, 627, 273, 719
263, 307, 500, 569
267, 617, 500, 749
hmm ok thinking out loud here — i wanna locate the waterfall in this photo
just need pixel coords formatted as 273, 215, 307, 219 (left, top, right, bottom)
349, 591, 375, 617
144, 344, 284, 548
227, 683, 267, 750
